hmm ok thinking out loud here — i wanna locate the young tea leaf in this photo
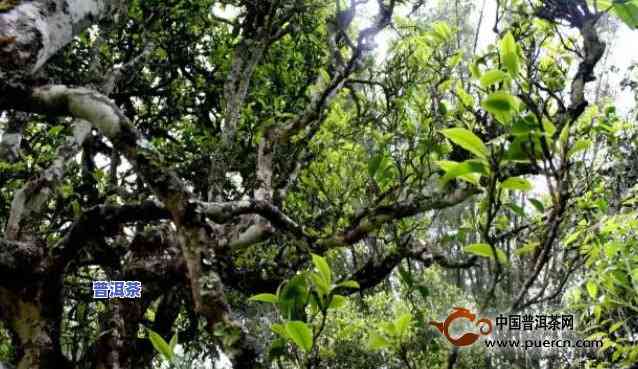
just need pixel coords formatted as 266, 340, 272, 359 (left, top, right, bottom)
440, 128, 489, 159
249, 293, 279, 304
368, 332, 391, 350
499, 31, 520, 74
464, 243, 508, 264
500, 177, 533, 192
311, 253, 332, 286
480, 69, 508, 88
336, 280, 360, 289
148, 328, 174, 362
169, 332, 178, 351
285, 321, 313, 352
481, 91, 515, 113
328, 295, 347, 310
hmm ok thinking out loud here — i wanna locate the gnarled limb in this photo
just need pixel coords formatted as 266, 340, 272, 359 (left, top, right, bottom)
316, 187, 480, 251
334, 238, 478, 295
0, 0, 126, 74
5, 41, 154, 241
0, 239, 44, 279
0, 84, 258, 366
5, 120, 91, 240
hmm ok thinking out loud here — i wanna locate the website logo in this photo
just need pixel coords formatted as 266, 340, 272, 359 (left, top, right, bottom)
430, 309, 601, 354
429, 307, 493, 347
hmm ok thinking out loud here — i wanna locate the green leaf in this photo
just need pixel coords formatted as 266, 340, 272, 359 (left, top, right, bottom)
394, 313, 412, 335
310, 272, 331, 297
169, 332, 178, 351
609, 320, 625, 333
368, 152, 385, 178
529, 198, 545, 213
594, 305, 602, 321
564, 229, 583, 247
311, 253, 332, 286
438, 101, 448, 115
436, 159, 488, 185
568, 139, 592, 158
319, 68, 330, 83
604, 242, 621, 257
499, 31, 519, 74
514, 242, 538, 256
502, 52, 519, 76
48, 125, 64, 136
448, 51, 463, 67
512, 116, 538, 136
249, 293, 279, 304
440, 128, 489, 159
368, 332, 391, 350
610, 0, 638, 29
432, 21, 452, 40
481, 91, 515, 113
336, 280, 360, 289
499, 30, 517, 56
285, 321, 313, 352
59, 184, 74, 199
464, 243, 508, 264
507, 203, 526, 217
504, 136, 544, 162
586, 281, 598, 299
148, 328, 174, 362
271, 323, 290, 339
278, 275, 309, 320
455, 81, 475, 106
611, 270, 630, 288
500, 177, 533, 192
328, 295, 347, 310
480, 69, 508, 88
416, 284, 430, 299
542, 119, 556, 137
599, 338, 614, 353
469, 62, 481, 79
381, 321, 398, 337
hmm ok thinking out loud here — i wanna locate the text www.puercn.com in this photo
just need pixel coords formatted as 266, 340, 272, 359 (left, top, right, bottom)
484, 338, 602, 350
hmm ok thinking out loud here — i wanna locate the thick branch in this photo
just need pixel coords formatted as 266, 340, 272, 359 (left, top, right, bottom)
0, 239, 44, 279
194, 199, 305, 237
6, 42, 154, 241
1, 85, 193, 220
5, 120, 91, 240
337, 237, 477, 294
50, 201, 171, 271
273, 0, 394, 143
567, 16, 605, 120
316, 187, 480, 250
0, 0, 125, 74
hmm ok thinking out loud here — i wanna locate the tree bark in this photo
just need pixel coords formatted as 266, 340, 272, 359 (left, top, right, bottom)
0, 0, 124, 74
0, 281, 69, 369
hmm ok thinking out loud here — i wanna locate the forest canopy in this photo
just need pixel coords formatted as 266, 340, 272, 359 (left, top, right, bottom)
0, 0, 638, 368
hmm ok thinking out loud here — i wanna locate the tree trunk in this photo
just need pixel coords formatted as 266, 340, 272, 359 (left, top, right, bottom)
0, 281, 69, 369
